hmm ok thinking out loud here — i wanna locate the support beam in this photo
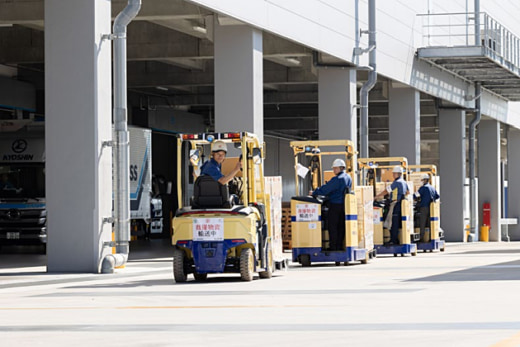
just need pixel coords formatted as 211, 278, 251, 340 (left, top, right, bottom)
478, 119, 501, 241
214, 23, 263, 140
45, 0, 112, 272
388, 84, 421, 164
439, 109, 466, 241
507, 128, 520, 241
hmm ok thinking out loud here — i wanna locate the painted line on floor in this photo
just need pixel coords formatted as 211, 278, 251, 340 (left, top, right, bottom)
490, 330, 520, 347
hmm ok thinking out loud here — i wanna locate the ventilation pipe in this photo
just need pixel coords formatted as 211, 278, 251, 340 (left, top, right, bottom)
468, 83, 481, 242
468, 0, 481, 242
359, 0, 377, 158
102, 0, 142, 273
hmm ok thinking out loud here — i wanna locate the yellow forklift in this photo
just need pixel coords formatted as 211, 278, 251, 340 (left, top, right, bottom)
289, 140, 375, 267
171, 132, 281, 282
408, 165, 445, 252
358, 157, 418, 257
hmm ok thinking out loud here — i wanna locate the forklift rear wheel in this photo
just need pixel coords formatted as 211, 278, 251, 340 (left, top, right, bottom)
300, 254, 311, 267
259, 244, 273, 279
411, 251, 417, 256
240, 248, 254, 281
172, 248, 188, 283
193, 272, 208, 281
440, 247, 445, 252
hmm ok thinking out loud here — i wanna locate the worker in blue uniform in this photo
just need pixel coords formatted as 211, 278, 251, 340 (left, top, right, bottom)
200, 140, 242, 184
311, 159, 352, 251
415, 173, 440, 241
375, 166, 409, 245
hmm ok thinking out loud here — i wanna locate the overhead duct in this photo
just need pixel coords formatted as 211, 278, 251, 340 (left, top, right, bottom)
102, 0, 142, 273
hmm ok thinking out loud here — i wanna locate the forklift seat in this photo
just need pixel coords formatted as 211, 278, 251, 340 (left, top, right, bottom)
191, 175, 232, 209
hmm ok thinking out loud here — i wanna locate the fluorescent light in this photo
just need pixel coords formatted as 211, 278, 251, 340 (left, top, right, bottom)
155, 86, 168, 91
192, 26, 207, 34
0, 24, 13, 28
285, 57, 300, 66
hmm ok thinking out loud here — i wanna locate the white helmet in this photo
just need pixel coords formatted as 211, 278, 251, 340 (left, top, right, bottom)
421, 173, 430, 180
211, 140, 227, 153
392, 165, 403, 174
332, 158, 346, 168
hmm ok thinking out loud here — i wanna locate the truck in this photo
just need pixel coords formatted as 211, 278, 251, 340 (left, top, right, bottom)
0, 131, 46, 250
0, 125, 162, 251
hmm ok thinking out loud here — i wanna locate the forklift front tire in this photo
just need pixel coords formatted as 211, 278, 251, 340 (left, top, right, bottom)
240, 248, 254, 281
300, 254, 311, 267
173, 248, 188, 283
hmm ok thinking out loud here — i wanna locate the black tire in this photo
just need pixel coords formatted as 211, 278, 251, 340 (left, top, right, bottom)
440, 247, 445, 252
172, 248, 188, 283
193, 272, 207, 281
259, 243, 273, 279
240, 248, 254, 281
394, 254, 398, 257
300, 254, 311, 267
412, 251, 417, 256
361, 256, 368, 264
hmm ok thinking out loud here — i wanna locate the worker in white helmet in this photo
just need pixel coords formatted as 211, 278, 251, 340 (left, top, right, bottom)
311, 158, 352, 251
375, 165, 409, 245
415, 173, 440, 240
200, 140, 242, 185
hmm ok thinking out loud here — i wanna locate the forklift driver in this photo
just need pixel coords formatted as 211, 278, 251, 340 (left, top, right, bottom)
375, 166, 409, 245
415, 173, 440, 240
311, 159, 352, 251
200, 140, 242, 185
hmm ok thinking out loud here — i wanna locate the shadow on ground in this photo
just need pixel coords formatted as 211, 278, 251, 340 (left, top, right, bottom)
407, 259, 520, 282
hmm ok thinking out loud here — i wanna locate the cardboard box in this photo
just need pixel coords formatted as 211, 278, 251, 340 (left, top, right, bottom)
265, 176, 284, 260
355, 185, 374, 251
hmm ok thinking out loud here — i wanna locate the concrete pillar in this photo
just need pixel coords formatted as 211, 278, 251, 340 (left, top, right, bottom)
439, 109, 466, 241
318, 69, 357, 180
388, 84, 421, 165
45, 0, 112, 272
318, 69, 357, 143
214, 23, 263, 141
478, 119, 501, 241
507, 128, 520, 241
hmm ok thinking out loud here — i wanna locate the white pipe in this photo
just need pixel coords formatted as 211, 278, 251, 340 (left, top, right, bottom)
102, 0, 141, 273
359, 0, 377, 158
468, 0, 481, 242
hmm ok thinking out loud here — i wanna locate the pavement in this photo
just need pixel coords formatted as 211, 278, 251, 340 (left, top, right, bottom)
1, 240, 520, 347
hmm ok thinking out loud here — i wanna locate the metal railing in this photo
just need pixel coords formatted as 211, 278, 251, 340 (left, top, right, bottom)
418, 12, 520, 70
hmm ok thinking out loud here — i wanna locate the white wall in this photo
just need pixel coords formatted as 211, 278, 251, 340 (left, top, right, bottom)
188, 0, 520, 128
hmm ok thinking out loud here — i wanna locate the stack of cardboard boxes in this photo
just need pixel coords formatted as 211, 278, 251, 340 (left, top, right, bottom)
264, 176, 284, 260
355, 186, 374, 252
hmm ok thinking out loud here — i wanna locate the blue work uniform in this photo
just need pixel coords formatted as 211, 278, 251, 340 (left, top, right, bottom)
312, 172, 352, 204
312, 172, 352, 251
389, 176, 409, 244
200, 158, 224, 182
417, 183, 440, 207
417, 183, 440, 238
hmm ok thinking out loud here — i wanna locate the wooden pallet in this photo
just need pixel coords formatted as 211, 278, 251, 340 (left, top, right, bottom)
281, 206, 292, 250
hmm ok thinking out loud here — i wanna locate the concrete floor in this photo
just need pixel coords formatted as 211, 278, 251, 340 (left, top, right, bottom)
1, 240, 520, 347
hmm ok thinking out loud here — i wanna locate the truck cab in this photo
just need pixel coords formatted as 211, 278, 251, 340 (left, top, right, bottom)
0, 134, 46, 250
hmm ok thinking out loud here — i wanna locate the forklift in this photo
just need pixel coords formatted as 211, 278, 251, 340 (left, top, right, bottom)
408, 165, 445, 252
289, 140, 375, 267
171, 132, 281, 282
358, 157, 418, 257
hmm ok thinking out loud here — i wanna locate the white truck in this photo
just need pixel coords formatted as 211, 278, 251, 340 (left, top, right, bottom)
0, 126, 162, 250
125, 126, 163, 237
